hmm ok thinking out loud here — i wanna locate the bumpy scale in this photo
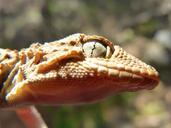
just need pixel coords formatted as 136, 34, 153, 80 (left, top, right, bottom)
0, 34, 159, 107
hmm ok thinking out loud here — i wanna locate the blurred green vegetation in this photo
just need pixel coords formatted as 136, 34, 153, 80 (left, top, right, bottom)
39, 93, 136, 128
0, 0, 171, 128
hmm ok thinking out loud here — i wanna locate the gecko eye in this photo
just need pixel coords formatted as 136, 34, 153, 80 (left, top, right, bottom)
82, 41, 112, 58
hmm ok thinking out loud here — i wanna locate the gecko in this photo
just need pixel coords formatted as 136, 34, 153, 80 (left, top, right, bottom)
0, 33, 159, 108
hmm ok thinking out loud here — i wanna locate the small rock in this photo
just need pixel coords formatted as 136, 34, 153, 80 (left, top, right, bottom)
154, 29, 171, 50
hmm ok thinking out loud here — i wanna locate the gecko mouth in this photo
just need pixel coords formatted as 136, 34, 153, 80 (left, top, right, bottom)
81, 57, 159, 92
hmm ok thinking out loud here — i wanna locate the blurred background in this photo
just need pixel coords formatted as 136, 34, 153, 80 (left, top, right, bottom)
0, 0, 171, 128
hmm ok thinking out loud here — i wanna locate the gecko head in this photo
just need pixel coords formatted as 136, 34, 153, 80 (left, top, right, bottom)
1, 34, 160, 107
47, 33, 159, 93
52, 33, 158, 91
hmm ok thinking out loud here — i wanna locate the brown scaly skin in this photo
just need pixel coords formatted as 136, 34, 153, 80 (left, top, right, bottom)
0, 33, 159, 108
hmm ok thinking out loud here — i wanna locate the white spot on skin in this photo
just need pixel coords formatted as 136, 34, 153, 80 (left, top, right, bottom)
116, 64, 124, 69
108, 69, 119, 76
97, 66, 108, 74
